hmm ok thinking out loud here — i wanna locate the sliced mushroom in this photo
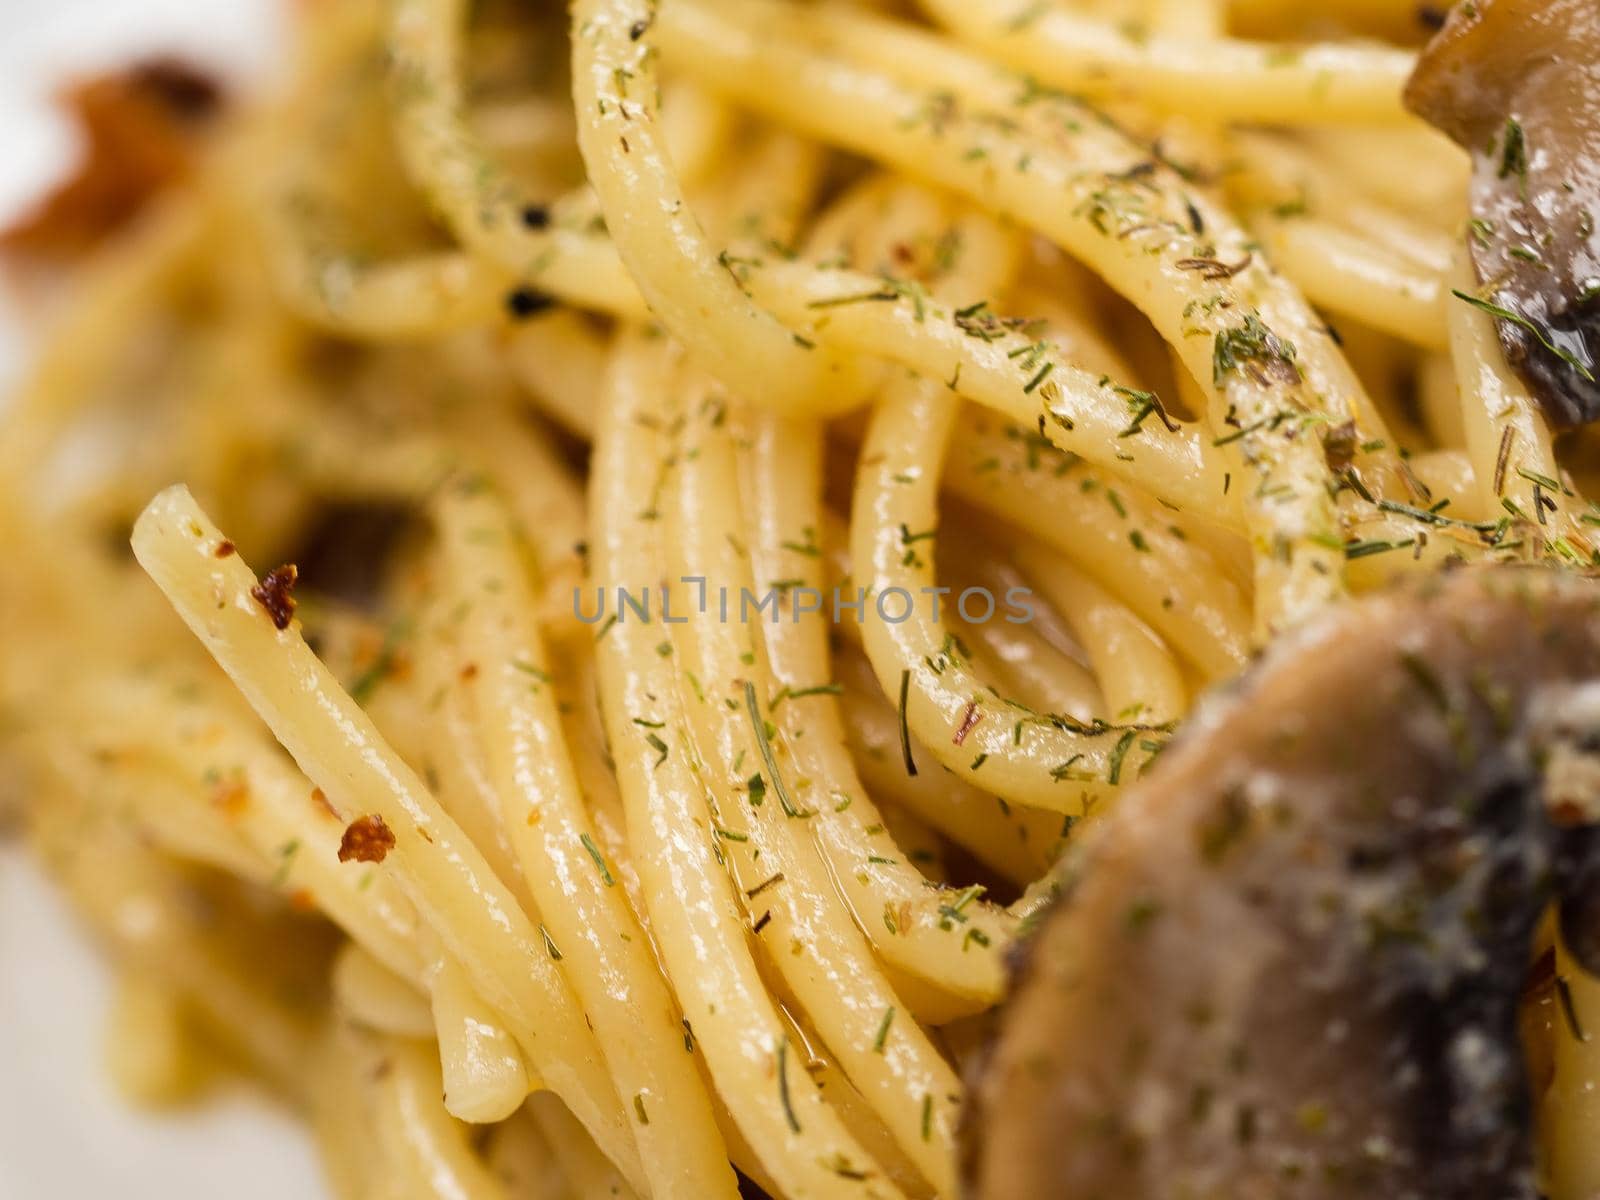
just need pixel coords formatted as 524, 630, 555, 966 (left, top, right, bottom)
1405, 0, 1600, 427
962, 565, 1600, 1200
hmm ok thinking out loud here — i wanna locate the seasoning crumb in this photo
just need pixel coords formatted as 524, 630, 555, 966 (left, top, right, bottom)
953, 700, 983, 746
338, 814, 396, 863
250, 564, 299, 630
506, 287, 556, 319
213, 539, 235, 558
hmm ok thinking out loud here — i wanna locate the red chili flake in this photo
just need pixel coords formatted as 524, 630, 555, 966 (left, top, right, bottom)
214, 539, 236, 558
337, 814, 395, 863
250, 564, 299, 630
953, 701, 984, 746
210, 778, 249, 815
1, 57, 223, 263
459, 663, 479, 681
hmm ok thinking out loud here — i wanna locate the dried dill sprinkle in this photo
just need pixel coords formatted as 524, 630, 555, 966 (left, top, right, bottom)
873, 1006, 896, 1053
580, 831, 616, 886
1107, 729, 1138, 784
1212, 315, 1300, 388
746, 871, 785, 899
1498, 116, 1527, 182
505, 286, 556, 319
270, 839, 301, 888
644, 731, 669, 767
744, 680, 806, 818
776, 1037, 800, 1132
1452, 290, 1597, 383
1556, 975, 1589, 1043
898, 669, 918, 777
540, 924, 563, 961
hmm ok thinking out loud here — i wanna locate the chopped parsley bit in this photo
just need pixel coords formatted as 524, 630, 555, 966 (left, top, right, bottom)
579, 832, 616, 886
747, 772, 767, 806
714, 826, 749, 842
922, 1094, 934, 1141
744, 680, 807, 818
873, 1006, 896, 1053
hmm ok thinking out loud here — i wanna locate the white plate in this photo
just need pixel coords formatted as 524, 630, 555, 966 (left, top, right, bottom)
0, 3, 331, 1195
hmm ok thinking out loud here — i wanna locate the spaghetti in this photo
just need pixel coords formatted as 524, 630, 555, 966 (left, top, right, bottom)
1, 0, 1595, 1197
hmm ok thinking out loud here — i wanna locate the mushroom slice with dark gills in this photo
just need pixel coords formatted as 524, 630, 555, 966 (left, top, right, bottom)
1405, 0, 1600, 428
962, 566, 1600, 1200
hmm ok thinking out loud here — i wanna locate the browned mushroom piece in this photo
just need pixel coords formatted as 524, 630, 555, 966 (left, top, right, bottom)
962, 566, 1600, 1200
1405, 0, 1600, 428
